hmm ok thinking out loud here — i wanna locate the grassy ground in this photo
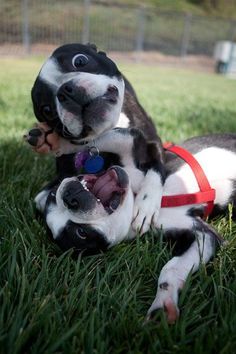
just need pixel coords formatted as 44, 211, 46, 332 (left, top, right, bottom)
0, 57, 236, 354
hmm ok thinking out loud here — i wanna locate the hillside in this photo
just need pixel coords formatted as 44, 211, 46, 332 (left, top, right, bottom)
95, 0, 236, 19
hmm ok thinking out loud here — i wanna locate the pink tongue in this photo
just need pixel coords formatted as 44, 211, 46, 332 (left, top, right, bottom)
92, 169, 122, 204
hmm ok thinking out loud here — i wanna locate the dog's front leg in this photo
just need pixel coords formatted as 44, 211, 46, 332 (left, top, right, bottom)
132, 138, 166, 235
146, 220, 220, 323
132, 169, 164, 234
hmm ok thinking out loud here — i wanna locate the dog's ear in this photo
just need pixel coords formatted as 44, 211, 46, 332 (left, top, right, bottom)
147, 141, 163, 163
98, 51, 107, 57
147, 138, 166, 165
130, 128, 165, 172
86, 43, 107, 57
86, 43, 97, 52
137, 140, 166, 173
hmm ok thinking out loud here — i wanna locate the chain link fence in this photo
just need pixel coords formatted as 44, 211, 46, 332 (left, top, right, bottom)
0, 0, 235, 58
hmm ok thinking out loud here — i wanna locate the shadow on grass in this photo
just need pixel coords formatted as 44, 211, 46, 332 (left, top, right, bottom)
0, 139, 58, 252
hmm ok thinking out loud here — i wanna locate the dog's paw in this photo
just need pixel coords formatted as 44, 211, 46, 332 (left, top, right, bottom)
131, 170, 163, 235
24, 123, 60, 154
146, 274, 184, 324
24, 126, 45, 148
146, 297, 180, 325
146, 279, 184, 324
132, 170, 163, 235
132, 195, 160, 235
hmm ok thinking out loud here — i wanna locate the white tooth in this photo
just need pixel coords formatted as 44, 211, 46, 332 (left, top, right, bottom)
81, 179, 89, 191
97, 198, 100, 202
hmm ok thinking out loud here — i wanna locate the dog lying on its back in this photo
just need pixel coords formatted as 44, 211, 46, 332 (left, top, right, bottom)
27, 43, 165, 234
34, 129, 236, 323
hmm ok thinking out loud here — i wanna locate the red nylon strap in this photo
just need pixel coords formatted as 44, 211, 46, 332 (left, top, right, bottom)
161, 143, 216, 218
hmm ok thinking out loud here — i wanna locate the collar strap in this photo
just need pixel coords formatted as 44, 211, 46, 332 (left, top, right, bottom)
161, 143, 216, 219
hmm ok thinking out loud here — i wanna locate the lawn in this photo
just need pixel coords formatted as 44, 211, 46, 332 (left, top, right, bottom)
0, 57, 236, 354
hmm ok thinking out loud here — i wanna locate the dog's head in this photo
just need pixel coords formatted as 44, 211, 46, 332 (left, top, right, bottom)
31, 43, 125, 142
40, 166, 134, 256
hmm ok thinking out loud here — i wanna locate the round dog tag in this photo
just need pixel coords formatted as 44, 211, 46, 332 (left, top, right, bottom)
84, 155, 104, 173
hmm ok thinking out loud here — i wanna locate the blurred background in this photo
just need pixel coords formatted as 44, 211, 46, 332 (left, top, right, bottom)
0, 0, 236, 74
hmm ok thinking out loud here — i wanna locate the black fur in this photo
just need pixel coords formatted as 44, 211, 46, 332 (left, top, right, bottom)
55, 220, 109, 256
52, 43, 121, 77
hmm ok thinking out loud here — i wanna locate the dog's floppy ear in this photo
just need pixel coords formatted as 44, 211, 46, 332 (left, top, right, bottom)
86, 43, 97, 52
147, 141, 164, 163
130, 128, 165, 173
137, 140, 166, 174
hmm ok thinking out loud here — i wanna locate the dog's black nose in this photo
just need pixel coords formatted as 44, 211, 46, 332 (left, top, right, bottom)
62, 180, 96, 211
62, 190, 80, 209
57, 83, 74, 102
57, 82, 88, 106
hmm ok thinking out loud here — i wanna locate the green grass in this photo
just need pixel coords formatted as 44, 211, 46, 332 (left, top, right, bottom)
1, 57, 236, 353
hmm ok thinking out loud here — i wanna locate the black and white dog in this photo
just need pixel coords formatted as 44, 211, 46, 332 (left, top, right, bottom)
28, 43, 165, 234
31, 43, 158, 142
35, 129, 236, 323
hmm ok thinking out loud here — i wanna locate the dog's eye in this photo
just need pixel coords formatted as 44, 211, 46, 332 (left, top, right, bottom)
41, 105, 52, 118
76, 227, 87, 240
72, 54, 89, 68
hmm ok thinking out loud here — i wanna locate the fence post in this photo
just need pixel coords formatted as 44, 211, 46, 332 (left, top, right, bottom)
228, 19, 236, 41
21, 0, 31, 54
82, 0, 90, 44
135, 6, 146, 53
180, 13, 192, 58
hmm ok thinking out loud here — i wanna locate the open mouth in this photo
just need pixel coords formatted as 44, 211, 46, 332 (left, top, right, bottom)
79, 167, 129, 214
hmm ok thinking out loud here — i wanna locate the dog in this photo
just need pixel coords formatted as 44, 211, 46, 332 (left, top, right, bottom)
31, 43, 158, 142
27, 43, 166, 233
34, 129, 236, 323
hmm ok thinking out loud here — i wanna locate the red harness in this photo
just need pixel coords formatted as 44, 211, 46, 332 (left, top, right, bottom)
161, 143, 216, 219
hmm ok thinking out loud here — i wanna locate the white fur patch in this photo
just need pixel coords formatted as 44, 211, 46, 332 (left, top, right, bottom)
132, 170, 163, 234
71, 72, 124, 102
39, 58, 76, 88
116, 112, 130, 128
91, 187, 134, 246
34, 189, 50, 213
46, 207, 69, 239
55, 98, 83, 136
156, 206, 193, 230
